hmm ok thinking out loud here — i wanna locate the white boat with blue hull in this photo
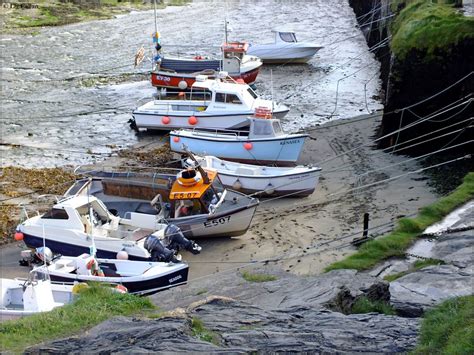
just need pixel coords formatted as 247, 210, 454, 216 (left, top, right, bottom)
34, 253, 189, 296
170, 117, 308, 166
16, 195, 201, 262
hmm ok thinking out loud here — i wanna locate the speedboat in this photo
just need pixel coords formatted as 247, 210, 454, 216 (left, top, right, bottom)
34, 253, 189, 296
0, 271, 74, 321
132, 73, 289, 131
151, 42, 262, 90
170, 114, 308, 166
65, 166, 259, 239
16, 195, 200, 261
184, 155, 322, 197
247, 29, 323, 64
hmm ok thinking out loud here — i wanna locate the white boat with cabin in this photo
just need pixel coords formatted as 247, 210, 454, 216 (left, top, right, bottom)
247, 29, 323, 64
132, 73, 289, 131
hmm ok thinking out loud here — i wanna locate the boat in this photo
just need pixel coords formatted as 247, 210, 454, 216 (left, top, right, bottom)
1, 271, 75, 321
170, 115, 309, 166
152, 42, 262, 90
34, 253, 189, 296
131, 73, 290, 131
15, 195, 201, 261
247, 29, 323, 64
184, 155, 322, 197
64, 165, 259, 239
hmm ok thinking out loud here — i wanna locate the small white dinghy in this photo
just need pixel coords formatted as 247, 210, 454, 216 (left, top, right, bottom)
34, 253, 189, 296
0, 271, 74, 321
184, 155, 321, 197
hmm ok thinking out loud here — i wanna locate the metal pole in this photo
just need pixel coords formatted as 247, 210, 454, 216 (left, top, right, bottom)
153, 0, 158, 36
362, 212, 370, 239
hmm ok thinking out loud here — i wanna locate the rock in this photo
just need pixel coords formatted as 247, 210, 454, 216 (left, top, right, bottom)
390, 264, 473, 317
431, 231, 474, 267
27, 298, 419, 354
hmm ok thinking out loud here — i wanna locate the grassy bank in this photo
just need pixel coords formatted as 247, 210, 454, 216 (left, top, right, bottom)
413, 295, 474, 354
325, 172, 474, 272
1, 0, 190, 33
391, 0, 474, 60
0, 285, 154, 353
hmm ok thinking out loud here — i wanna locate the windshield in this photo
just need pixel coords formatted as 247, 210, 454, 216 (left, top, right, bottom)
279, 32, 297, 43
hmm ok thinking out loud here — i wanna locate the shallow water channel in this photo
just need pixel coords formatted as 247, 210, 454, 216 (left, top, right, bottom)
0, 0, 382, 167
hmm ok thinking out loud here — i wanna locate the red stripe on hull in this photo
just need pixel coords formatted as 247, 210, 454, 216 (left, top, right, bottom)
151, 67, 260, 89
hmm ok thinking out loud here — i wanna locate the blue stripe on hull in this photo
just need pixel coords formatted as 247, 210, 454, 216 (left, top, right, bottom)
23, 233, 149, 261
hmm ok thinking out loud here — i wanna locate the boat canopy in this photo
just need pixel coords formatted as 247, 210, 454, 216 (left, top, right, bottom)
169, 169, 217, 200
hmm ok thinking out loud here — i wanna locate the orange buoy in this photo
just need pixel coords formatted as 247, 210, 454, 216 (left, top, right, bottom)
244, 142, 253, 150
162, 116, 170, 124
173, 136, 180, 143
14, 232, 24, 241
236, 78, 245, 84
188, 115, 198, 125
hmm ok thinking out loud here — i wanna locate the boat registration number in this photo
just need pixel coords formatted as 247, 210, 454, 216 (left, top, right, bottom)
155, 75, 171, 82
170, 192, 199, 199
204, 216, 231, 228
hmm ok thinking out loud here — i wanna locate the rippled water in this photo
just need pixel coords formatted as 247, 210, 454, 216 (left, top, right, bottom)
0, 0, 382, 167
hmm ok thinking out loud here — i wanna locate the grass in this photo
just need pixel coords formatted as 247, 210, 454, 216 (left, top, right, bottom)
390, 0, 474, 60
191, 317, 220, 345
241, 271, 277, 283
351, 296, 396, 315
412, 296, 474, 354
384, 258, 445, 282
0, 285, 154, 353
325, 172, 474, 272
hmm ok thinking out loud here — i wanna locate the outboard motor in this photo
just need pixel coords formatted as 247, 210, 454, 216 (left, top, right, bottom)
144, 235, 179, 263
163, 224, 202, 255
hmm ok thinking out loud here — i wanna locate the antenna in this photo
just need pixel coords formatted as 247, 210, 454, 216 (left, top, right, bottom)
153, 0, 158, 36
271, 69, 274, 114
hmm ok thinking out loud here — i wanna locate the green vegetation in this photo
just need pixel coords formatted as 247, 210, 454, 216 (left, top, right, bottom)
384, 258, 445, 282
0, 285, 154, 353
195, 288, 208, 296
191, 317, 220, 345
325, 172, 474, 272
351, 296, 396, 315
390, 0, 474, 60
241, 271, 277, 283
412, 296, 474, 354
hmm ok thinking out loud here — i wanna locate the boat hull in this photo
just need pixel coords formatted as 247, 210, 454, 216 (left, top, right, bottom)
247, 45, 322, 64
171, 131, 308, 166
216, 168, 321, 197
37, 264, 189, 296
151, 66, 260, 90
21, 232, 151, 261
132, 109, 289, 131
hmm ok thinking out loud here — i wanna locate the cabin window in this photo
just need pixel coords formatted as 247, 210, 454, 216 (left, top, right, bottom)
272, 121, 282, 134
175, 199, 202, 217
215, 93, 242, 104
253, 120, 273, 136
279, 32, 297, 43
246, 88, 258, 99
42, 208, 69, 220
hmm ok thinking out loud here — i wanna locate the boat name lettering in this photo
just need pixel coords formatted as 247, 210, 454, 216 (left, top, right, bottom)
171, 192, 199, 199
280, 139, 300, 145
204, 215, 231, 228
288, 174, 309, 180
122, 243, 134, 248
155, 75, 171, 82
169, 275, 182, 283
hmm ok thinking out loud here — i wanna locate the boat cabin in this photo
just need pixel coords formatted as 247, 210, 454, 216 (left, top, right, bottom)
168, 168, 225, 218
248, 117, 284, 139
273, 30, 298, 44
221, 41, 250, 73
190, 75, 260, 111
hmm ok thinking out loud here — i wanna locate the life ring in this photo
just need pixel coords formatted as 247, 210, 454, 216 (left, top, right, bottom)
177, 169, 202, 187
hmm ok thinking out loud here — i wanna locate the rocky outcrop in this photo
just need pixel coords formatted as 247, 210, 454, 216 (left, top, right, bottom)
25, 269, 421, 353
27, 297, 419, 354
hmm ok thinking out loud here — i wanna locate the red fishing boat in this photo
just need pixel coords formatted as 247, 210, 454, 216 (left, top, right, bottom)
151, 42, 262, 90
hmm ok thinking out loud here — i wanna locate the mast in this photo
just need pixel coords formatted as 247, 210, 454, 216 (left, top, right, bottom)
153, 0, 158, 36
